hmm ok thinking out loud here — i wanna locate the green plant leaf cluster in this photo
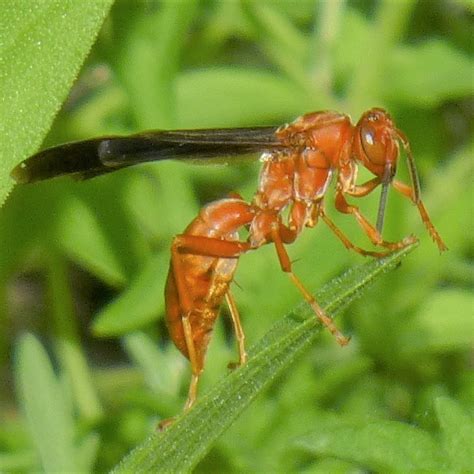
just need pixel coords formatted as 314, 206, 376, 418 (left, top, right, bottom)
1, 1, 472, 472
294, 396, 474, 472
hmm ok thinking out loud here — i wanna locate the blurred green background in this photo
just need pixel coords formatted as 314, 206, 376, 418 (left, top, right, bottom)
1, 0, 473, 472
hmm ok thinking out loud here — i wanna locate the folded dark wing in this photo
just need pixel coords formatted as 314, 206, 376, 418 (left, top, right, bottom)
11, 126, 283, 184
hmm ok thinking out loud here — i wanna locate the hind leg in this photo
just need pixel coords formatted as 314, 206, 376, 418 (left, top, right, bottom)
225, 291, 247, 369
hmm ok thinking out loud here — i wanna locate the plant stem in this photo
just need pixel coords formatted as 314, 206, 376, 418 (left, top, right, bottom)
347, 0, 416, 115
310, 0, 346, 106
46, 251, 103, 423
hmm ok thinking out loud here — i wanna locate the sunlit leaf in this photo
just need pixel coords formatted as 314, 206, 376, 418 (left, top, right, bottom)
0, 0, 113, 205
400, 289, 474, 355
436, 397, 474, 472
385, 39, 474, 106
294, 416, 444, 472
15, 334, 79, 472
92, 252, 168, 336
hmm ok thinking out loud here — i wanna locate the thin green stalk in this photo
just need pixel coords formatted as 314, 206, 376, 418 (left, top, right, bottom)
46, 251, 103, 423
115, 0, 199, 129
347, 0, 416, 114
309, 0, 346, 106
0, 285, 8, 367
241, 1, 313, 93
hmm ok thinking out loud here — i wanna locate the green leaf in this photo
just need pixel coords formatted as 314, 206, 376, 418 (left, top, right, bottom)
56, 192, 127, 287
0, 451, 38, 473
112, 243, 417, 473
436, 397, 474, 471
400, 289, 474, 355
299, 457, 359, 474
384, 39, 474, 107
122, 332, 184, 397
346, 0, 416, 112
176, 68, 310, 128
14, 333, 79, 472
77, 433, 101, 474
294, 415, 444, 472
92, 252, 168, 336
112, 0, 199, 128
335, 12, 473, 110
0, 0, 113, 206
240, 1, 310, 90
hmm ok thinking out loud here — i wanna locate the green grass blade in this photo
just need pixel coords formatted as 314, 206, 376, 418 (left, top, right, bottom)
93, 252, 169, 336
113, 0, 198, 128
15, 333, 79, 472
56, 192, 127, 287
113, 242, 418, 473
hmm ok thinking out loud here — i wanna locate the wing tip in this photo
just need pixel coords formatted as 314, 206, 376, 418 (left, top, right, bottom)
10, 161, 32, 184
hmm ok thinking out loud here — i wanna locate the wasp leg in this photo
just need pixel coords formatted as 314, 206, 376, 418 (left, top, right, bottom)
225, 291, 248, 369
269, 226, 350, 346
392, 179, 447, 252
158, 322, 199, 431
319, 208, 389, 257
334, 190, 416, 250
181, 313, 200, 411
169, 234, 252, 411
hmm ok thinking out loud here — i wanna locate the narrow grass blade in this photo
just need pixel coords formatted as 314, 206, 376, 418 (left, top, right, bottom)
113, 242, 417, 473
15, 334, 79, 472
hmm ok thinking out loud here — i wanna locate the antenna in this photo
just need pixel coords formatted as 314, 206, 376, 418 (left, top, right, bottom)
376, 165, 392, 234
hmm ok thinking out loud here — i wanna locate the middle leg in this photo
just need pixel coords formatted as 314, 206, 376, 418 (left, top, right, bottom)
269, 225, 350, 346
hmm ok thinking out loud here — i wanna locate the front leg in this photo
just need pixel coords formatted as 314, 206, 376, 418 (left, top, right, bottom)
345, 176, 381, 197
392, 179, 447, 252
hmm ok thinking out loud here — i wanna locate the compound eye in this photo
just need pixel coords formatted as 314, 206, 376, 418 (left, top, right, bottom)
360, 125, 386, 165
363, 128, 375, 146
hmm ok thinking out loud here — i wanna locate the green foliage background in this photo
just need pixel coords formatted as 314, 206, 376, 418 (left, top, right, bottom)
1, 0, 473, 472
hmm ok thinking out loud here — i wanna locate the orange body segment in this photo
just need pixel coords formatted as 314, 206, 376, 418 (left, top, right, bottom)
164, 199, 255, 372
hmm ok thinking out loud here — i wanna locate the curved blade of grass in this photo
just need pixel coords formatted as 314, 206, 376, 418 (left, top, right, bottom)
113, 242, 418, 473
15, 333, 79, 472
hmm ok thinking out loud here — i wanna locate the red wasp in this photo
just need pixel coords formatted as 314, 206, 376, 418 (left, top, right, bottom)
12, 108, 447, 420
